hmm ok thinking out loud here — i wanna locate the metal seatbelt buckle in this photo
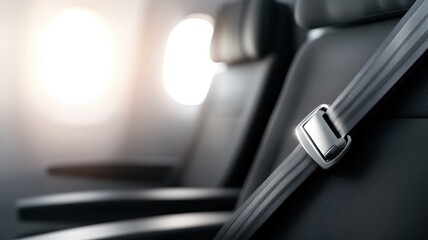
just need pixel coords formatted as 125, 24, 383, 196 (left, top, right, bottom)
296, 104, 351, 169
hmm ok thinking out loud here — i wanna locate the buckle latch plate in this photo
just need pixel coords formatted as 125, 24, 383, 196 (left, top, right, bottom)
296, 104, 351, 169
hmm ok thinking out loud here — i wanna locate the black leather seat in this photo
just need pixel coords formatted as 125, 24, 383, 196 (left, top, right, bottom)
16, 0, 296, 230
174, 0, 295, 188
232, 0, 428, 239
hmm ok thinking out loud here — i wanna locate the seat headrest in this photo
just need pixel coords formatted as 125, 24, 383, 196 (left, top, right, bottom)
211, 0, 275, 64
295, 0, 415, 29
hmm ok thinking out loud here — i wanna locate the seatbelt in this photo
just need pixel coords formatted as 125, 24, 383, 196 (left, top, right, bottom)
215, 1, 428, 239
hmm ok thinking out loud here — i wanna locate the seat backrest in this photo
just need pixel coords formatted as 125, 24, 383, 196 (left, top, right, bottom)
234, 0, 428, 238
175, 0, 295, 187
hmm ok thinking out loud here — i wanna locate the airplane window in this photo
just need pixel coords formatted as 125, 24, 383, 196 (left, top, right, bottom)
38, 7, 114, 105
163, 16, 216, 105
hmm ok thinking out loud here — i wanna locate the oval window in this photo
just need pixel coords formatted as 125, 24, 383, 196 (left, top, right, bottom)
39, 7, 114, 105
163, 17, 216, 105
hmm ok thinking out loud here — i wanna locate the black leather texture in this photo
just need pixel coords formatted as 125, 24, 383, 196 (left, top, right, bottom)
295, 0, 415, 29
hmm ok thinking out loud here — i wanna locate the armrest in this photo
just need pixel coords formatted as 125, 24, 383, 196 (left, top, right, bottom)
48, 162, 175, 183
16, 212, 232, 240
18, 188, 239, 223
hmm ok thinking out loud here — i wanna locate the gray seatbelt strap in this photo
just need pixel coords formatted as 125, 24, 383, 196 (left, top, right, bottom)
215, 1, 428, 239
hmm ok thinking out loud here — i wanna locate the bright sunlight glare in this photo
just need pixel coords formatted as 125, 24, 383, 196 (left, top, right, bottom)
38, 7, 113, 105
163, 17, 216, 105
